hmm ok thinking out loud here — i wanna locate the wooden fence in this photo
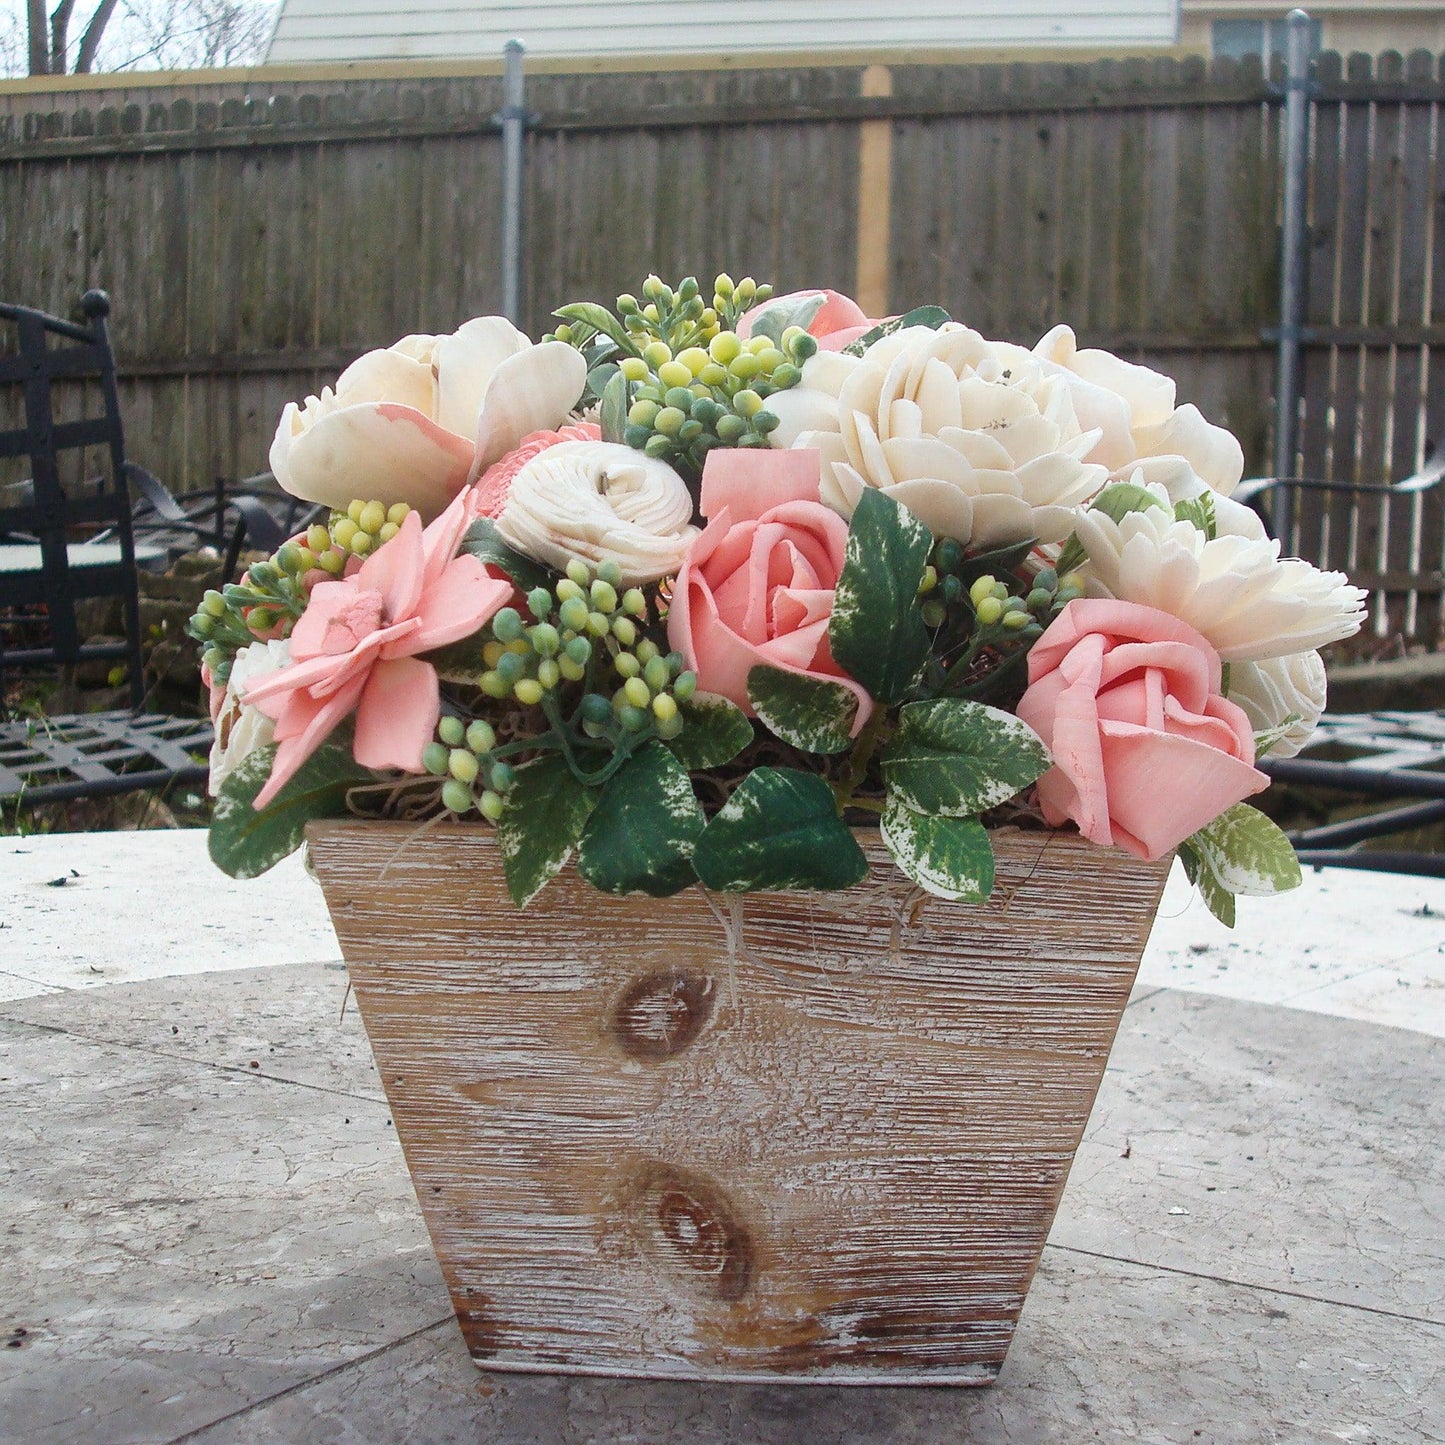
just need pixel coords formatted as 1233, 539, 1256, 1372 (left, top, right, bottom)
1, 51, 1443, 648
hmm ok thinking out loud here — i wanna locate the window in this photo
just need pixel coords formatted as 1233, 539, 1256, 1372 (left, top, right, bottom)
1213, 17, 1324, 63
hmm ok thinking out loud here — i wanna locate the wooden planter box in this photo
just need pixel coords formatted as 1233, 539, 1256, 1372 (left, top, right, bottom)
307, 820, 1169, 1386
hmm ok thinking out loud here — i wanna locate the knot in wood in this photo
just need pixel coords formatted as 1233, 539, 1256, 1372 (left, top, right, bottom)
608, 970, 715, 1061
639, 1164, 753, 1303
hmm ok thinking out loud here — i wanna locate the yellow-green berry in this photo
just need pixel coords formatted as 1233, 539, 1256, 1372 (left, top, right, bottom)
448, 748, 479, 783
513, 678, 545, 706
537, 659, 560, 690
441, 780, 473, 814
480, 671, 509, 698
673, 670, 697, 701
559, 654, 586, 682
623, 676, 651, 710
969, 575, 997, 609
586, 611, 611, 638
566, 559, 592, 587
358, 500, 386, 535
615, 652, 641, 679
976, 596, 1005, 626
643, 655, 670, 693
346, 499, 367, 525
438, 715, 465, 746
619, 356, 650, 382
622, 588, 647, 616
466, 720, 496, 754
479, 790, 505, 822
557, 578, 585, 603
332, 517, 359, 550
387, 502, 410, 526
611, 616, 638, 647
652, 692, 678, 724
422, 741, 449, 775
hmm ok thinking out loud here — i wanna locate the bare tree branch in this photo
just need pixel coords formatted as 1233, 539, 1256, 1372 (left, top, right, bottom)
75, 0, 121, 72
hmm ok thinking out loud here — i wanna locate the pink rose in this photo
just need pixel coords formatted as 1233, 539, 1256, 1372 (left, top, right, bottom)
736, 289, 877, 353
1015, 599, 1268, 861
469, 422, 602, 519
666, 449, 872, 729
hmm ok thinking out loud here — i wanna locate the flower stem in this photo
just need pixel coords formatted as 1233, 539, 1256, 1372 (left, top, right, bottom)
833, 705, 893, 815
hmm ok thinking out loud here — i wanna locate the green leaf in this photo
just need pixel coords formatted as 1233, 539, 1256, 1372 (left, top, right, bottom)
747, 665, 858, 755
881, 699, 1049, 816
1088, 480, 1171, 524
553, 301, 639, 355
749, 292, 828, 346
599, 368, 628, 444
1180, 839, 1237, 928
461, 517, 554, 595
665, 692, 754, 770
880, 796, 995, 901
209, 740, 371, 880
844, 305, 952, 356
693, 767, 867, 892
1186, 803, 1302, 898
953, 537, 1037, 592
1059, 482, 1171, 574
424, 631, 490, 683
577, 742, 704, 896
1253, 714, 1303, 760
1173, 491, 1217, 540
497, 752, 598, 907
829, 487, 932, 705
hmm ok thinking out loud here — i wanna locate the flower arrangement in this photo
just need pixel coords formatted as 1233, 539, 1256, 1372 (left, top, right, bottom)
191, 275, 1365, 924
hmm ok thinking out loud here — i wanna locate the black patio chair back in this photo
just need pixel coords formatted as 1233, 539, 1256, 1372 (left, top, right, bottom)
0, 291, 213, 808
0, 290, 149, 708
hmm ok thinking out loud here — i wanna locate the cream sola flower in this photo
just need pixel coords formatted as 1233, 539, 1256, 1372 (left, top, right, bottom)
1072, 484, 1367, 662
766, 324, 1108, 546
767, 321, 1248, 545
270, 319, 587, 522
495, 441, 698, 584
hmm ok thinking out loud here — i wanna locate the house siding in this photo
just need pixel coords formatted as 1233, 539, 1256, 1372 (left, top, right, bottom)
265, 0, 1181, 63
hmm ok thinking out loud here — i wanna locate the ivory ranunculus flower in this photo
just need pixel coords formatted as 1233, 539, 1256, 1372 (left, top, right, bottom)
495, 441, 697, 585
270, 319, 587, 522
207, 639, 291, 795
1227, 650, 1328, 759
1074, 486, 1366, 662
767, 324, 1109, 547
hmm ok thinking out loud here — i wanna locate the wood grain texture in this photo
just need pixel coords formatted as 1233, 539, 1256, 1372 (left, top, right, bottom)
306, 820, 1170, 1385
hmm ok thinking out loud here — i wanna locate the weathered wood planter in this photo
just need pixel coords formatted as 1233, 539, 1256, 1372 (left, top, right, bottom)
307, 820, 1170, 1385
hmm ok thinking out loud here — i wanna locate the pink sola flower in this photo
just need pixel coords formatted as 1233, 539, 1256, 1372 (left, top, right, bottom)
470, 422, 602, 519
240, 489, 513, 809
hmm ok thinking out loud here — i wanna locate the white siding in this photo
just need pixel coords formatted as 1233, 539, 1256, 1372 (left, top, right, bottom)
266, 0, 1181, 64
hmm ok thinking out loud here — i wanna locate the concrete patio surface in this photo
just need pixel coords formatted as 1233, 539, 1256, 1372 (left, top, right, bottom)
2, 830, 1443, 1444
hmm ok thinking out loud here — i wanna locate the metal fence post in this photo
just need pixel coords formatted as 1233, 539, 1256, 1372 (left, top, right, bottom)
1273, 8, 1314, 537
499, 39, 526, 325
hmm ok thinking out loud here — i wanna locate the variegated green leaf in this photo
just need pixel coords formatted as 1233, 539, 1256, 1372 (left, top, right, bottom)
461, 517, 553, 594
748, 292, 828, 346
843, 305, 952, 355
693, 767, 867, 892
665, 693, 754, 770
747, 664, 858, 755
1187, 802, 1301, 901
552, 301, 639, 355
577, 742, 703, 896
210, 741, 371, 880
1180, 838, 1237, 928
1253, 714, 1303, 760
881, 796, 995, 901
881, 699, 1050, 816
599, 368, 628, 444
497, 753, 598, 907
829, 487, 932, 706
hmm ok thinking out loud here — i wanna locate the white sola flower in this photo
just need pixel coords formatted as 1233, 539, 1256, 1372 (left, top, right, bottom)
208, 638, 292, 795
766, 324, 1108, 547
1074, 485, 1367, 662
495, 441, 698, 584
1228, 650, 1328, 759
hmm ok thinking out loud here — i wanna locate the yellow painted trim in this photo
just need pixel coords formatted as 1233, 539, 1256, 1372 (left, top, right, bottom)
855, 65, 893, 319
0, 45, 1198, 97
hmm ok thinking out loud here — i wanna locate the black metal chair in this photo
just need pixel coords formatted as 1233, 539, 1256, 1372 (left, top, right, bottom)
0, 291, 217, 808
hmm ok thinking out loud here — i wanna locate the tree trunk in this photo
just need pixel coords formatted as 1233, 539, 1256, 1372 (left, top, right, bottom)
27, 0, 49, 73
49, 0, 75, 75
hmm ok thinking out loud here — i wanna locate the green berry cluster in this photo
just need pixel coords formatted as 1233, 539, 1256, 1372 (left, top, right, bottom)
617, 324, 816, 476
482, 558, 696, 726
327, 499, 411, 559
188, 551, 311, 684
422, 715, 514, 821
